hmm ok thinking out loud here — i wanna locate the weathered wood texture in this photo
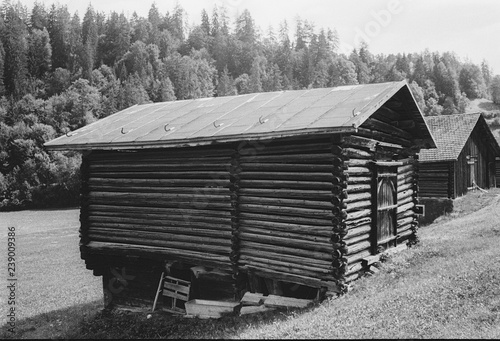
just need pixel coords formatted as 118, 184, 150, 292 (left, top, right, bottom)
83, 146, 235, 272
343, 102, 420, 282
237, 137, 348, 289
417, 161, 453, 198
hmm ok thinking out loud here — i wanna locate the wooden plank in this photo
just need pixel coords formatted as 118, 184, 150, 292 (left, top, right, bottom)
240, 292, 266, 306
263, 295, 314, 309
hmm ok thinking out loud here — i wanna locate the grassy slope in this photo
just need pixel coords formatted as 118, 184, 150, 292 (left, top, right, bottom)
468, 98, 500, 142
237, 188, 500, 339
0, 209, 102, 338
2, 189, 500, 339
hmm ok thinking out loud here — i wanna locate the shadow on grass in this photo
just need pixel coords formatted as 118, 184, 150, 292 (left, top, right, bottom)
1, 300, 103, 340
1, 298, 309, 339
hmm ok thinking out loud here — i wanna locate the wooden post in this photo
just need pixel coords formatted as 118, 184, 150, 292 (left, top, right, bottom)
151, 271, 165, 312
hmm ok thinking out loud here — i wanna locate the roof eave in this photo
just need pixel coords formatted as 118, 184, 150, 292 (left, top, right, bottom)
44, 126, 357, 151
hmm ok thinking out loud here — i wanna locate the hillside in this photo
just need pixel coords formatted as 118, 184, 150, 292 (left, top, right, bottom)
468, 98, 500, 143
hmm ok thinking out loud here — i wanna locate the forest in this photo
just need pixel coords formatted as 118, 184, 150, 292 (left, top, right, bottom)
1, 0, 499, 210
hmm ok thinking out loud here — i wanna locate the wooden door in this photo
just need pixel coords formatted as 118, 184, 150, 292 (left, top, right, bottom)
377, 177, 396, 243
373, 164, 398, 252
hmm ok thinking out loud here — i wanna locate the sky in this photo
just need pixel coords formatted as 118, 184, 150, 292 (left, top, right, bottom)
19, 0, 500, 75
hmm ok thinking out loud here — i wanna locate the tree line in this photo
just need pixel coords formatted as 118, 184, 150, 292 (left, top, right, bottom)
0, 1, 498, 210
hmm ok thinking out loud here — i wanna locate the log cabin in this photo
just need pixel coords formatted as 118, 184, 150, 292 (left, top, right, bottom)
44, 80, 435, 311
418, 113, 500, 224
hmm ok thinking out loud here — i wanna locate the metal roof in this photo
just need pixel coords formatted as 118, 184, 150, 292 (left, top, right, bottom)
419, 113, 500, 162
44, 80, 430, 150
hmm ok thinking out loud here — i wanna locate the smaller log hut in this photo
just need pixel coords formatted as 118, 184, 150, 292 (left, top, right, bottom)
419, 113, 500, 198
418, 113, 500, 224
44, 80, 435, 311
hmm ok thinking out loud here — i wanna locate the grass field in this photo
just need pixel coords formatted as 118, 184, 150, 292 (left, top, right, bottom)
0, 208, 102, 338
1, 188, 500, 339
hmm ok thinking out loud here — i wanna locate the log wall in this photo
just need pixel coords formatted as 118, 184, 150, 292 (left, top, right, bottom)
343, 104, 420, 283
236, 137, 347, 292
81, 146, 235, 274
418, 161, 453, 198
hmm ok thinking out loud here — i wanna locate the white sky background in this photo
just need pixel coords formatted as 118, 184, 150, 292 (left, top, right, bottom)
19, 0, 500, 75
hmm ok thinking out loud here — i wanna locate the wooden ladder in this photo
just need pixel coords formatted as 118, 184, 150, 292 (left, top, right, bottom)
152, 272, 191, 314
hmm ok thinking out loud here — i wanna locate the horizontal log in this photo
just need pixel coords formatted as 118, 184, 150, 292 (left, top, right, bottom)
239, 211, 332, 226
85, 241, 231, 265
88, 228, 231, 247
239, 240, 332, 261
88, 204, 232, 218
240, 196, 333, 210
240, 225, 331, 243
87, 234, 231, 255
356, 127, 411, 147
240, 171, 336, 182
397, 195, 414, 207
397, 228, 414, 240
239, 218, 331, 237
362, 117, 414, 140
343, 147, 372, 159
88, 185, 230, 195
240, 162, 333, 173
345, 216, 371, 228
346, 240, 371, 256
346, 249, 371, 264
397, 189, 414, 202
240, 226, 331, 244
397, 164, 414, 175
238, 188, 336, 201
346, 199, 371, 213
239, 248, 333, 268
240, 153, 338, 163
344, 192, 371, 204
397, 202, 415, 215
345, 223, 371, 239
239, 255, 333, 275
397, 216, 415, 228
344, 232, 370, 247
89, 177, 231, 187
89, 197, 231, 211
237, 140, 334, 156
89, 162, 229, 171
345, 272, 363, 283
397, 221, 414, 234
347, 180, 371, 188
88, 218, 231, 233
90, 171, 230, 179
396, 210, 414, 221
346, 167, 372, 175
343, 135, 377, 151
239, 203, 334, 220
239, 179, 335, 190
239, 231, 332, 252
244, 266, 340, 290
346, 209, 371, 222
89, 191, 229, 201
239, 258, 336, 280
345, 260, 364, 276
345, 158, 372, 167
89, 210, 232, 225
398, 182, 413, 193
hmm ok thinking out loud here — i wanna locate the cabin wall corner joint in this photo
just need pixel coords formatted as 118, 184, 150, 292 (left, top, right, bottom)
331, 140, 349, 291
